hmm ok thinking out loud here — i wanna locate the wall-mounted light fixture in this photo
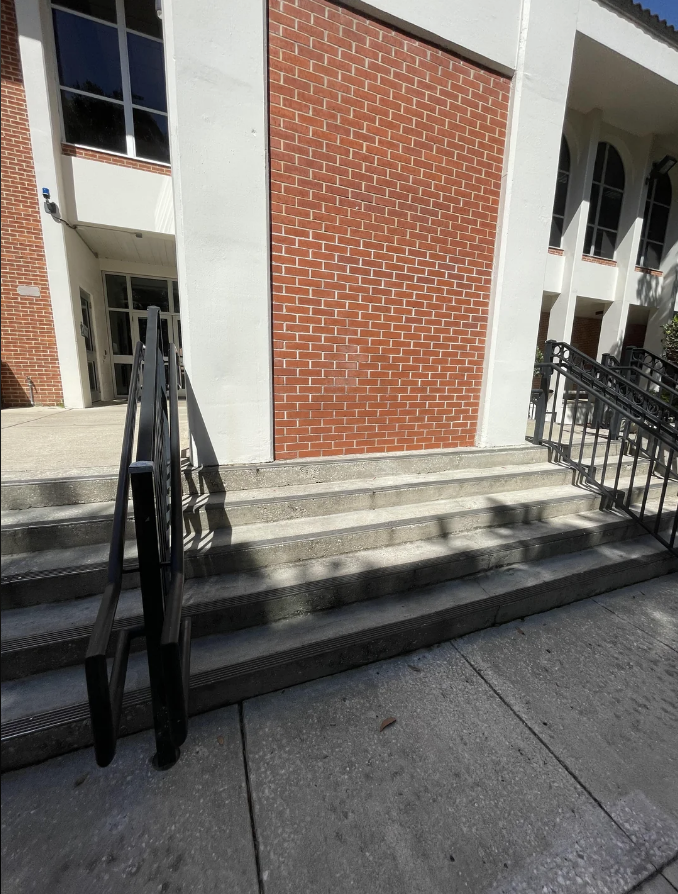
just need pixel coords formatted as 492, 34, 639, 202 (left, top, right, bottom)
646, 155, 677, 184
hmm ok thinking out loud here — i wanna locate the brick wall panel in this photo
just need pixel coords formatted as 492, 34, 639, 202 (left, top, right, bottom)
270, 0, 509, 458
1, 0, 62, 407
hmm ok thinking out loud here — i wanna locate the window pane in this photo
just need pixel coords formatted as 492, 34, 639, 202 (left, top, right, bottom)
53, 10, 122, 99
549, 216, 563, 249
598, 229, 616, 260
553, 174, 568, 218
172, 281, 180, 313
127, 33, 167, 111
55, 0, 117, 24
105, 274, 129, 308
61, 90, 126, 152
133, 109, 169, 162
131, 277, 170, 312
646, 203, 669, 243
643, 242, 663, 270
124, 0, 162, 38
592, 143, 606, 183
653, 172, 672, 207
114, 363, 132, 397
604, 145, 624, 190
597, 187, 623, 232
109, 311, 132, 355
584, 224, 594, 255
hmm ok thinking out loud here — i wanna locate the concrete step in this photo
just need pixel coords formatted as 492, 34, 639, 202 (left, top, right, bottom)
0, 461, 585, 556
1, 479, 654, 610
0, 445, 548, 510
2, 534, 675, 771
0, 509, 646, 681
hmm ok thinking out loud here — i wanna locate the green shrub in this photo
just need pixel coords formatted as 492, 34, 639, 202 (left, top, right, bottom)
662, 314, 678, 364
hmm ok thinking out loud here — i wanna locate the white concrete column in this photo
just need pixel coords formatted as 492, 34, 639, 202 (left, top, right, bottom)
162, 0, 272, 466
597, 135, 653, 359
644, 163, 678, 355
547, 110, 602, 346
14, 0, 89, 408
477, 0, 581, 448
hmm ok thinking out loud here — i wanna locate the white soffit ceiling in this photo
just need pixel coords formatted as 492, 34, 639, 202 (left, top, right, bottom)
76, 227, 177, 267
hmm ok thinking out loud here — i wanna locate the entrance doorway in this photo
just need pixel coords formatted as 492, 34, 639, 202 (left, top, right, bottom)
80, 289, 101, 402
104, 273, 184, 397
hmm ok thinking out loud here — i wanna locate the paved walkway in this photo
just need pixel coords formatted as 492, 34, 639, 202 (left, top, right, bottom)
1, 404, 190, 481
2, 575, 677, 894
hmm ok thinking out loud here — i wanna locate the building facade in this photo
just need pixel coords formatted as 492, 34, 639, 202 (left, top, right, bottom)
2, 0, 677, 465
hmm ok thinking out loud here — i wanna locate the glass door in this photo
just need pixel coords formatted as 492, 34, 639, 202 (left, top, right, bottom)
104, 272, 183, 397
80, 289, 101, 402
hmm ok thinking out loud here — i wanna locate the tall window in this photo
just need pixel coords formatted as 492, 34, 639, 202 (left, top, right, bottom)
549, 136, 570, 248
52, 0, 169, 163
584, 142, 625, 260
637, 172, 672, 270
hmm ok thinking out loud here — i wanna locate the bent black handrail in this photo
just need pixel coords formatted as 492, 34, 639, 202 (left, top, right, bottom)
161, 343, 190, 749
86, 307, 190, 769
533, 340, 677, 556
85, 341, 144, 767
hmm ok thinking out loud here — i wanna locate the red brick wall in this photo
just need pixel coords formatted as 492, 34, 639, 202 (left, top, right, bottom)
62, 143, 171, 176
269, 0, 509, 459
570, 317, 602, 360
1, 0, 62, 407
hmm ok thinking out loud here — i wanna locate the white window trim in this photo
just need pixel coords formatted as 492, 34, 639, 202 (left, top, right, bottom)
51, 2, 168, 163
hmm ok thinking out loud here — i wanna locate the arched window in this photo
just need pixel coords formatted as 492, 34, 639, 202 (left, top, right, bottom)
584, 142, 625, 260
637, 172, 672, 270
550, 136, 571, 248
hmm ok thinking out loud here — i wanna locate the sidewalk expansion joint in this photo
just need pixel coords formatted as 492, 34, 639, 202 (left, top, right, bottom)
239, 701, 265, 894
452, 642, 667, 878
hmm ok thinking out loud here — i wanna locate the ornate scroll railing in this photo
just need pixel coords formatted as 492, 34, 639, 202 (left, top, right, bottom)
86, 306, 190, 769
533, 340, 677, 556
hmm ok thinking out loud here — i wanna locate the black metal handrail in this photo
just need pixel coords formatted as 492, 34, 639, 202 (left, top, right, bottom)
86, 307, 189, 769
533, 340, 677, 556
622, 346, 678, 391
603, 349, 678, 412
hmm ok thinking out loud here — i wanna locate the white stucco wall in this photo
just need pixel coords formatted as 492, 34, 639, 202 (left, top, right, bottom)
60, 156, 175, 234
162, 0, 273, 465
577, 0, 678, 86
64, 229, 113, 403
340, 0, 521, 74
477, 0, 582, 447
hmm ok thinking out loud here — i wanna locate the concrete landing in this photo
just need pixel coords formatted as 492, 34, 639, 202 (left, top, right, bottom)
2, 575, 677, 894
1, 404, 189, 481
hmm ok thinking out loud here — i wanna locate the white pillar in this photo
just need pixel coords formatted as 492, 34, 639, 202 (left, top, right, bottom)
597, 135, 653, 359
14, 0, 89, 408
162, 0, 273, 466
477, 0, 581, 448
547, 110, 602, 346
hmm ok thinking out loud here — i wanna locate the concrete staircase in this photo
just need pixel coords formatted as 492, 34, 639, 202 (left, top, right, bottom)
2, 444, 676, 770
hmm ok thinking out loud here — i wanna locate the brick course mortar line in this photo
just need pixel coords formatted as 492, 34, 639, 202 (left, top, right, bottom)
269, 0, 510, 460
61, 143, 172, 176
1, 0, 63, 407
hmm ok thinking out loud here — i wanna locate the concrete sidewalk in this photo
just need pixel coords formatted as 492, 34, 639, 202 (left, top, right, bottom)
2, 575, 677, 894
1, 404, 190, 482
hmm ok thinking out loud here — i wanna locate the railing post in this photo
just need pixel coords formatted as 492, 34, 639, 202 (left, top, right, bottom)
601, 354, 622, 439
533, 341, 553, 443
130, 459, 179, 770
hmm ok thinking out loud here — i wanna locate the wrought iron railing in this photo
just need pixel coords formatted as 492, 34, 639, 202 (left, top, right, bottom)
602, 348, 678, 413
86, 306, 190, 769
533, 340, 677, 556
622, 346, 678, 392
